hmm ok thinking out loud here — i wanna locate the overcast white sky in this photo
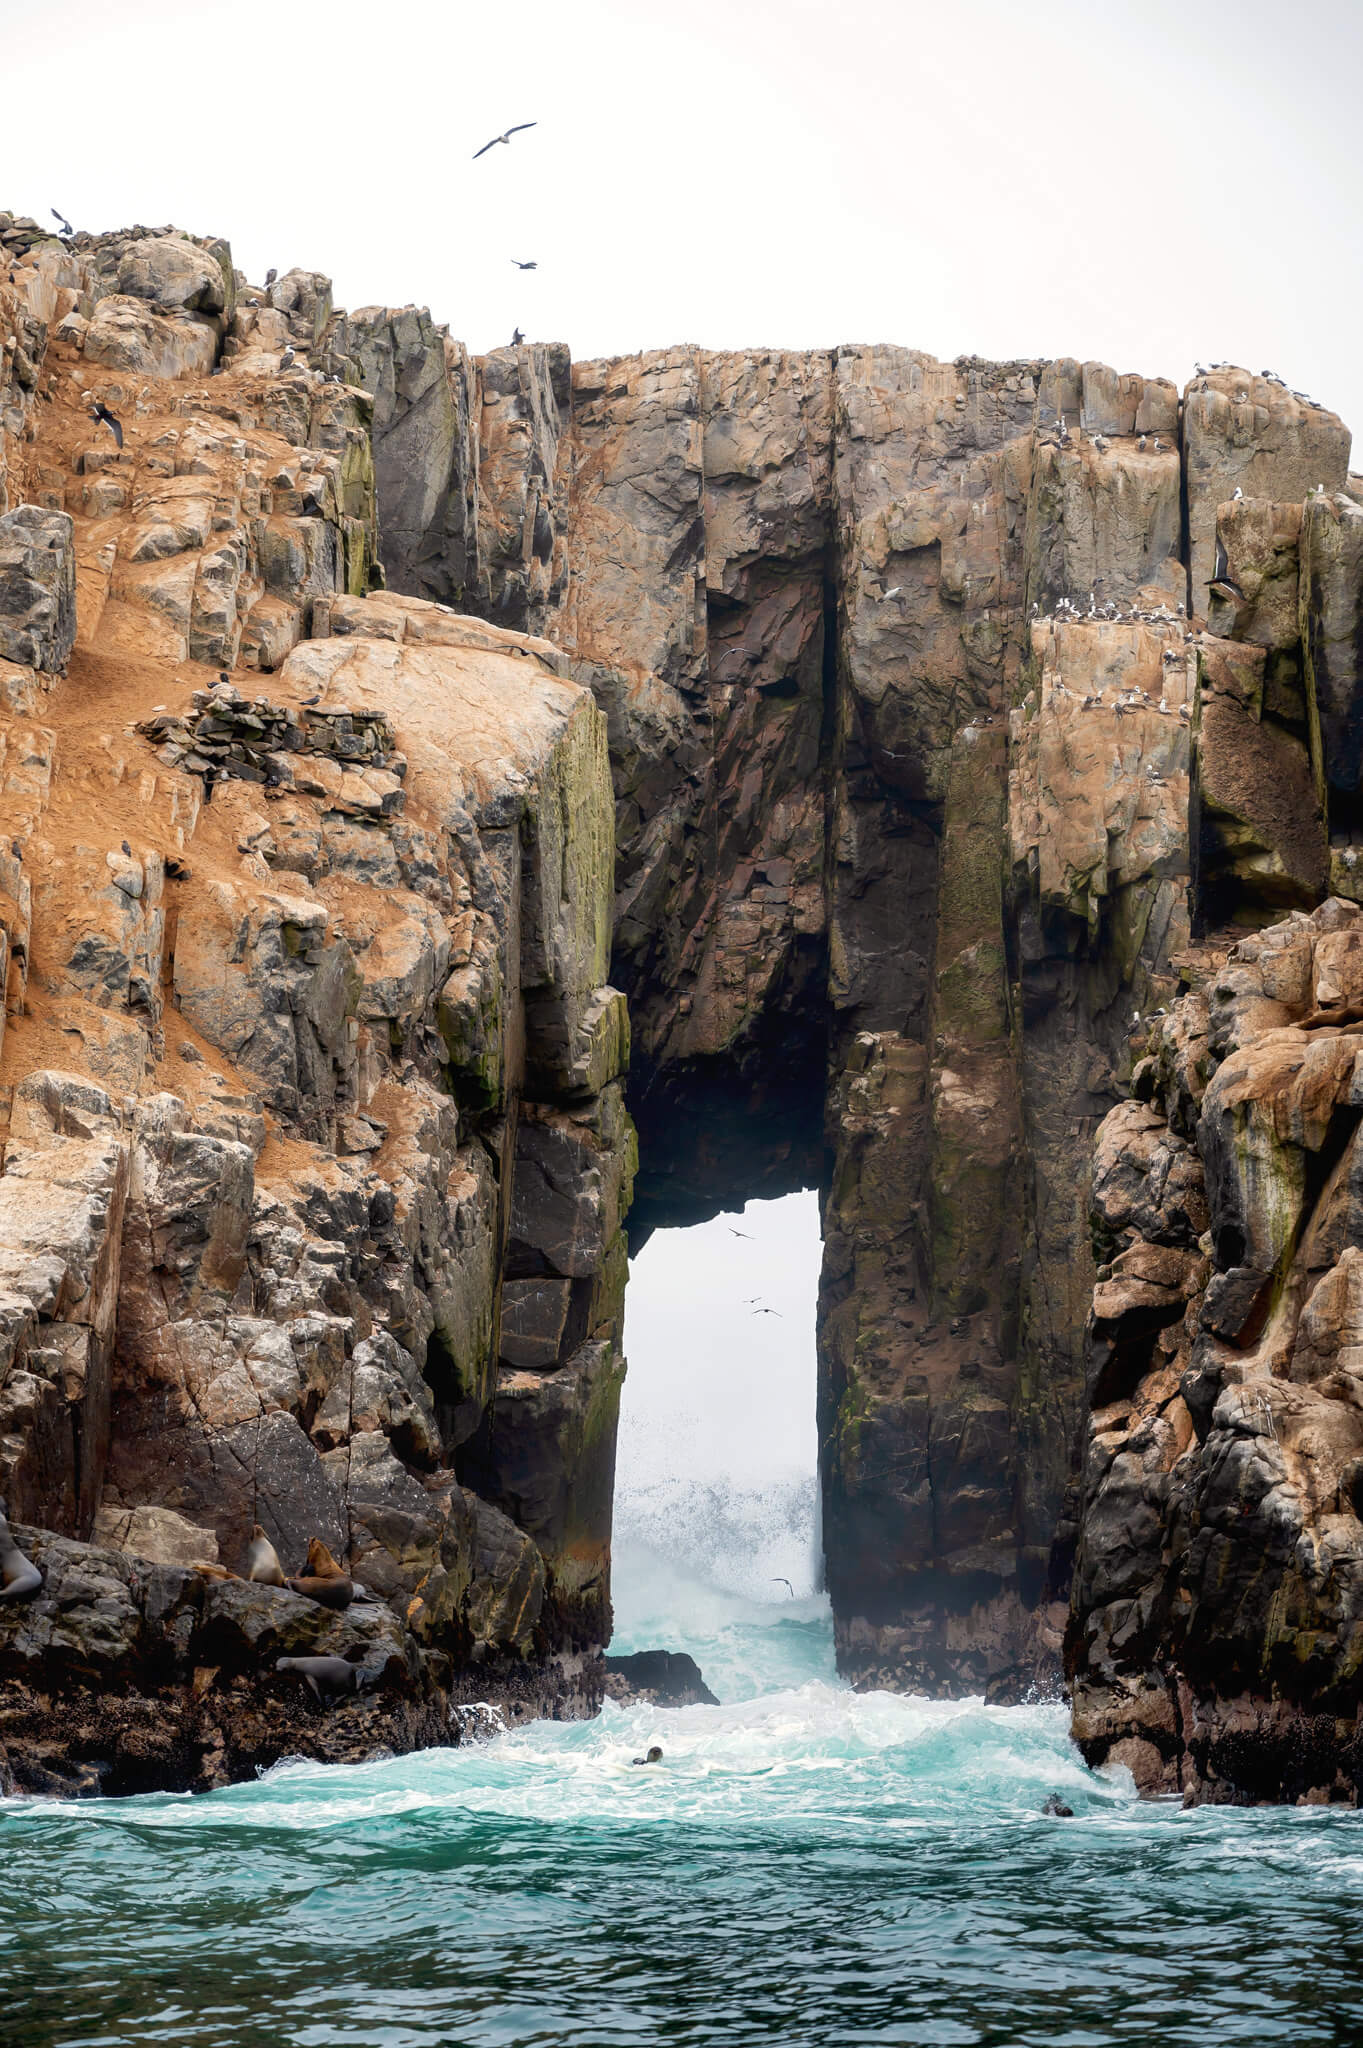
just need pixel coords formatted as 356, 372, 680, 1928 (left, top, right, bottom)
618, 1192, 821, 1494
3, 0, 1360, 440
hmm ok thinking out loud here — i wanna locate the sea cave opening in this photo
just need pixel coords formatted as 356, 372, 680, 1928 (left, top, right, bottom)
609, 1188, 831, 1698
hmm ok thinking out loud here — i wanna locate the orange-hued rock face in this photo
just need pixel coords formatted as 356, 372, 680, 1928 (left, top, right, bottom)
2, 198, 1362, 1794
0, 221, 628, 1736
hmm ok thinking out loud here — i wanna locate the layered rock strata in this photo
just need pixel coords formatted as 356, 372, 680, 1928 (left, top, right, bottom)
2, 201, 1363, 1793
0, 226, 629, 1788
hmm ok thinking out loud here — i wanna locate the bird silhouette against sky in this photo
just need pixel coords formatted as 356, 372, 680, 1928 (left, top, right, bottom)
473, 122, 536, 159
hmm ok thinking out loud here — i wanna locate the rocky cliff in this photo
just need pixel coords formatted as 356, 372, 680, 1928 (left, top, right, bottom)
1, 205, 1361, 1796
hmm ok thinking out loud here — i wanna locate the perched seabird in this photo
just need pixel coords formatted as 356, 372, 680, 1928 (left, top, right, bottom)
90, 400, 123, 449
281, 346, 296, 368
50, 207, 74, 238
1138, 434, 1147, 452
511, 259, 538, 270
1194, 362, 1208, 376
883, 585, 902, 600
1152, 436, 1163, 452
265, 266, 277, 287
121, 838, 132, 856
1231, 486, 1244, 501
473, 121, 537, 159
511, 326, 525, 346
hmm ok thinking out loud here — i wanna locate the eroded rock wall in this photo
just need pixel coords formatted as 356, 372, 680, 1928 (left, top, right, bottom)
0, 227, 629, 1788
351, 317, 1355, 1702
4, 198, 1363, 1789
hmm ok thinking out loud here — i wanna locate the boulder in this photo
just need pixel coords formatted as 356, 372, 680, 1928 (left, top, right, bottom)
0, 506, 75, 671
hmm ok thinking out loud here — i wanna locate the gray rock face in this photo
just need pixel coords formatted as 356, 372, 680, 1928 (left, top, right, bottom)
332, 305, 480, 609
0, 506, 75, 670
1070, 900, 1363, 1803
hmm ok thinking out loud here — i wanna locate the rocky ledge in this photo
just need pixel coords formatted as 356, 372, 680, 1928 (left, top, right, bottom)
0, 1521, 598, 1796
1071, 898, 1363, 1803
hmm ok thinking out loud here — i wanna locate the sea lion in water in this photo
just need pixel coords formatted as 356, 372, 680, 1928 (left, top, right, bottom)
630, 1745, 664, 1767
287, 1537, 353, 1610
275, 1652, 374, 1702
0, 1504, 42, 1604
245, 1525, 286, 1586
1041, 1794, 1074, 1817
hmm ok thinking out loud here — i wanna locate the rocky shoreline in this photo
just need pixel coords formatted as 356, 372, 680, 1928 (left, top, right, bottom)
2, 206, 1363, 1802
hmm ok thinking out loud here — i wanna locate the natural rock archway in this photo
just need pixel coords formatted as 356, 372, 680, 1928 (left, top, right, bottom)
1, 208, 1361, 1796
353, 323, 1352, 1696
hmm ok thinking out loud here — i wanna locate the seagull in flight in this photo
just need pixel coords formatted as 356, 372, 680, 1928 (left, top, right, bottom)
50, 207, 74, 238
511, 259, 538, 270
771, 1578, 795, 1598
752, 1306, 783, 1317
729, 1227, 752, 1238
473, 122, 537, 159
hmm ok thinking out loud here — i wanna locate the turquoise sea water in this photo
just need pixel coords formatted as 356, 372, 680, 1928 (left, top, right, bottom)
4, 1544, 1363, 2046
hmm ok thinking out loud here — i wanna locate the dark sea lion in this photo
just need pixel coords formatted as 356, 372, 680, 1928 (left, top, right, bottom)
275, 1653, 374, 1702
286, 1574, 353, 1609
630, 1745, 664, 1767
0, 1509, 42, 1604
245, 1525, 286, 1586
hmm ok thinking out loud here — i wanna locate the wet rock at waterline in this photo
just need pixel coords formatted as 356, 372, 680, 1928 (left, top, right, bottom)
604, 1649, 719, 1708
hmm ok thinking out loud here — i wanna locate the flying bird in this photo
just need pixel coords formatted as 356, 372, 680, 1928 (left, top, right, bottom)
729, 1228, 752, 1239
511, 327, 525, 346
473, 122, 537, 159
1209, 537, 1244, 602
771, 1578, 795, 1598
511, 259, 538, 270
752, 1306, 783, 1317
90, 400, 122, 449
50, 207, 73, 237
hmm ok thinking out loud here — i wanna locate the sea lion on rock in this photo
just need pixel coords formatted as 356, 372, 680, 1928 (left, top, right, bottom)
276, 1652, 375, 1702
0, 1504, 42, 1604
287, 1538, 353, 1610
245, 1525, 286, 1586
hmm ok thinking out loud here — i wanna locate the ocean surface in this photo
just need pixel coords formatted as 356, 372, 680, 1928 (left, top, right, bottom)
4, 1541, 1363, 2047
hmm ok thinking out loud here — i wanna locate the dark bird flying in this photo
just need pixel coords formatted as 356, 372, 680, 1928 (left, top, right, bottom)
473, 122, 537, 159
511, 327, 525, 346
50, 207, 73, 238
90, 400, 123, 449
511, 259, 538, 270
